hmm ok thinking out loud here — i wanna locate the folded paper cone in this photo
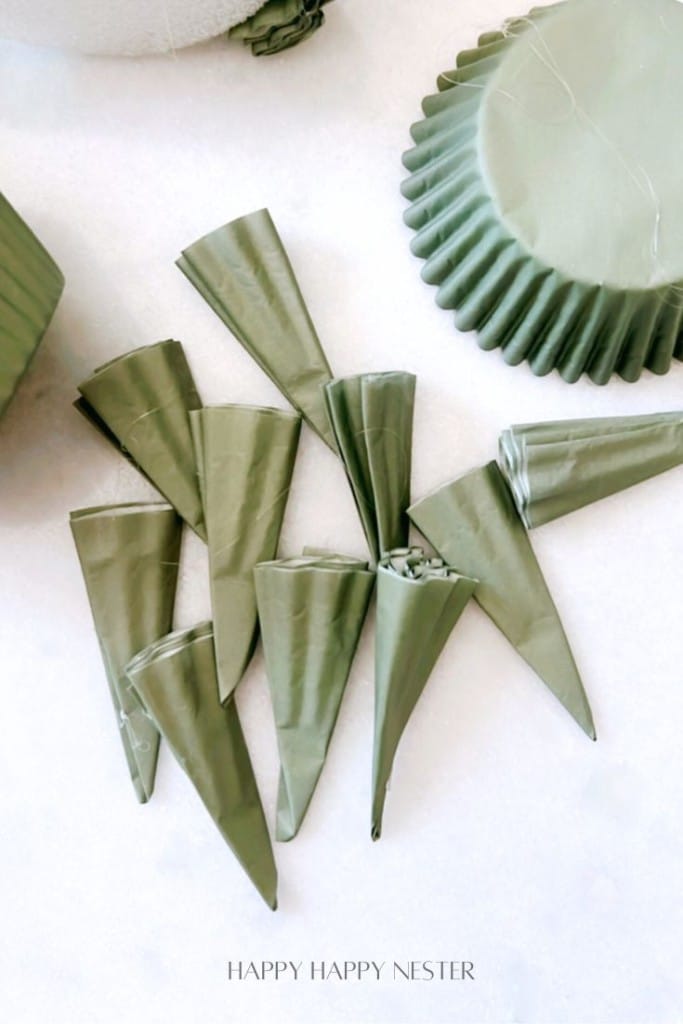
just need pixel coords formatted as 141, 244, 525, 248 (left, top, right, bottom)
77, 340, 206, 539
230, 0, 332, 55
126, 623, 278, 909
177, 208, 336, 448
402, 0, 683, 383
254, 553, 374, 841
70, 502, 182, 803
0, 192, 64, 418
500, 412, 683, 528
190, 405, 301, 703
372, 548, 476, 841
409, 463, 595, 739
324, 372, 416, 565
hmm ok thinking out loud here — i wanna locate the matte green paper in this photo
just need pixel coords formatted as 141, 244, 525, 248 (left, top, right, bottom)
324, 373, 416, 565
254, 553, 374, 842
0, 192, 64, 418
500, 412, 683, 529
126, 622, 278, 909
77, 340, 206, 539
190, 404, 302, 704
372, 548, 476, 841
69, 502, 182, 803
409, 463, 595, 739
230, 0, 331, 55
177, 208, 335, 448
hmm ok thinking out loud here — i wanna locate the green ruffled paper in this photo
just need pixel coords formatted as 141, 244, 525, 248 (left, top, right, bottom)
70, 502, 182, 803
499, 412, 683, 529
77, 340, 206, 540
324, 373, 416, 565
177, 209, 335, 449
190, 405, 302, 704
254, 553, 374, 841
230, 0, 331, 56
372, 548, 476, 841
409, 463, 595, 739
0, 192, 64, 418
126, 622, 278, 909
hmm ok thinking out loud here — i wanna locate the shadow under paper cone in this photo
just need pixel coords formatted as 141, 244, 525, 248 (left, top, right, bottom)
190, 404, 302, 704
69, 502, 182, 803
409, 463, 596, 740
177, 208, 336, 449
126, 623, 278, 909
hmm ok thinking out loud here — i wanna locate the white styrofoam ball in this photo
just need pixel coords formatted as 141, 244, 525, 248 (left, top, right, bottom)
0, 0, 266, 55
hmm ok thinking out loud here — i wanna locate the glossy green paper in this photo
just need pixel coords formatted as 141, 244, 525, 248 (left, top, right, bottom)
409, 463, 595, 739
177, 208, 336, 449
372, 548, 476, 841
254, 553, 374, 841
0, 192, 64, 418
500, 412, 683, 529
77, 340, 206, 540
230, 0, 331, 55
69, 502, 182, 803
324, 372, 416, 565
190, 405, 301, 703
126, 622, 278, 909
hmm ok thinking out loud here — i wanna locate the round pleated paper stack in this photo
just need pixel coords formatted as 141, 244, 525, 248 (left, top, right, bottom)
402, 0, 683, 384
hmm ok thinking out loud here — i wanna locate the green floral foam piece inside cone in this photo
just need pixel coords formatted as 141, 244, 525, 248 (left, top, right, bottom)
190, 405, 302, 704
70, 502, 182, 803
126, 623, 278, 910
324, 372, 416, 565
409, 463, 596, 740
177, 208, 335, 449
372, 548, 476, 841
499, 412, 683, 529
254, 553, 374, 841
77, 340, 206, 540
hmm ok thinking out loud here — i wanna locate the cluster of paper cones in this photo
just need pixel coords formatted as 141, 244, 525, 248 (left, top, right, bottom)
70, 207, 683, 908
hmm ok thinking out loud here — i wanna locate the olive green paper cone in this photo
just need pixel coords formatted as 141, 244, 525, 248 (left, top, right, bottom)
254, 554, 374, 841
77, 340, 206, 539
409, 463, 595, 739
177, 209, 335, 449
69, 502, 182, 803
190, 405, 302, 703
230, 0, 331, 55
0, 192, 64, 418
126, 623, 278, 909
372, 548, 476, 841
324, 373, 416, 564
500, 412, 683, 528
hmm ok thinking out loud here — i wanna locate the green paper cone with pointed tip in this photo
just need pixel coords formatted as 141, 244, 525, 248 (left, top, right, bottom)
230, 0, 332, 56
324, 372, 416, 565
372, 547, 476, 841
70, 502, 182, 803
0, 192, 64, 419
77, 340, 206, 539
500, 412, 683, 529
190, 404, 301, 704
177, 208, 335, 449
254, 553, 374, 841
126, 623, 278, 909
409, 463, 596, 739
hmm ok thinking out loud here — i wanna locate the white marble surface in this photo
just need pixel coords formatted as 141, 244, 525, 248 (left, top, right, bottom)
1, 2, 681, 1021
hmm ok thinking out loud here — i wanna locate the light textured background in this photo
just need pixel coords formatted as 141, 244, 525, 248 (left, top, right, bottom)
1, 2, 682, 1022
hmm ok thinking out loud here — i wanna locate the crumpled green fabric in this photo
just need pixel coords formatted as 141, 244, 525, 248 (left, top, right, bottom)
190, 404, 302, 704
371, 547, 476, 841
0, 191, 64, 419
126, 622, 278, 909
254, 552, 374, 841
409, 462, 596, 739
77, 340, 206, 540
230, 0, 332, 56
70, 502, 182, 803
499, 412, 683, 529
177, 208, 335, 450
324, 372, 416, 565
